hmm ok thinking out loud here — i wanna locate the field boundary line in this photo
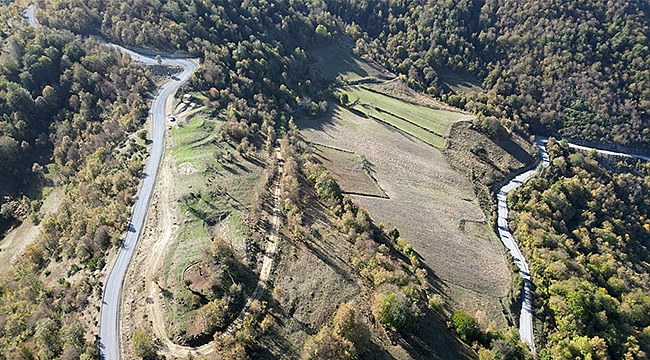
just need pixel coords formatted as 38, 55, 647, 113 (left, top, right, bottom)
345, 191, 390, 199
307, 141, 355, 154
371, 105, 446, 138
352, 105, 445, 148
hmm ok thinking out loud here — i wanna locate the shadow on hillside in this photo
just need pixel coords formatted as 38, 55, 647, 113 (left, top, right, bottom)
309, 36, 369, 80
495, 136, 535, 165
403, 307, 476, 360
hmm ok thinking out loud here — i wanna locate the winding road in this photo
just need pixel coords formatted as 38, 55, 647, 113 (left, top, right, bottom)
98, 54, 195, 360
497, 136, 649, 354
26, 3, 650, 357
23, 5, 197, 360
496, 136, 549, 354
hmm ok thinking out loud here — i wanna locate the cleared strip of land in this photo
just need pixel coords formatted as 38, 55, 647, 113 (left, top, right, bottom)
343, 85, 473, 147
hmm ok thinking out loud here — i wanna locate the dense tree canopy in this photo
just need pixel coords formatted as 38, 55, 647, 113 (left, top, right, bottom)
510, 140, 650, 358
0, 2, 153, 358
38, 0, 650, 148
324, 0, 650, 148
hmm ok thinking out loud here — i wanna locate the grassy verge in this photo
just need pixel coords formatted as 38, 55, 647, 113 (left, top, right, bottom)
160, 112, 263, 340
309, 37, 394, 82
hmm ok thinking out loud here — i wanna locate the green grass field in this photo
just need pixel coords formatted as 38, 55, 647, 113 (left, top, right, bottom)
342, 86, 472, 148
162, 112, 263, 338
439, 70, 483, 94
344, 86, 469, 137
170, 113, 218, 172
352, 103, 446, 148
161, 217, 211, 334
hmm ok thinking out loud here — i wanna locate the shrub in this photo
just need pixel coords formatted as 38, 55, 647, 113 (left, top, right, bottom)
339, 92, 349, 105
374, 291, 415, 333
451, 309, 479, 343
302, 326, 355, 360
137, 129, 147, 141
132, 330, 157, 359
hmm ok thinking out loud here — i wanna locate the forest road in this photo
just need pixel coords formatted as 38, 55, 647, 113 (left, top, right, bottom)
98, 55, 196, 360
496, 135, 647, 354
23, 4, 198, 360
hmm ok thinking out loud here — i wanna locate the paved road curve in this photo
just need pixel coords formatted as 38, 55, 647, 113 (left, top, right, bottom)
23, 4, 39, 28
497, 136, 649, 354
98, 54, 196, 360
496, 136, 549, 354
22, 5, 197, 359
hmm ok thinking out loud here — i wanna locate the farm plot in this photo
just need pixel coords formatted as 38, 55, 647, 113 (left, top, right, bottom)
343, 86, 473, 147
298, 105, 511, 326
308, 143, 387, 198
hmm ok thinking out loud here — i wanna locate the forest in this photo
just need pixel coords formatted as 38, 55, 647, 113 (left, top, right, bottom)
0, 2, 155, 358
509, 140, 650, 359
37, 0, 650, 150
325, 0, 650, 149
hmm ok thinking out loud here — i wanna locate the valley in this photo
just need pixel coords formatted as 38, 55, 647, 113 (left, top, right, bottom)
0, 0, 649, 359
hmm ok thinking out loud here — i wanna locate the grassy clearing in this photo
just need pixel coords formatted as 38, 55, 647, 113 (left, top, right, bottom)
213, 212, 248, 251
161, 217, 211, 333
309, 144, 386, 198
309, 38, 394, 82
439, 70, 483, 94
170, 113, 217, 172
161, 112, 264, 338
344, 85, 470, 138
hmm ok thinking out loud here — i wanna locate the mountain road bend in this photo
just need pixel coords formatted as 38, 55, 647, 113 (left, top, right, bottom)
23, 4, 199, 359
98, 55, 196, 360
496, 135, 648, 354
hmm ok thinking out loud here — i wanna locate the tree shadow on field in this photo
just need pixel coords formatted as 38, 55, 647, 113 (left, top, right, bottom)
299, 237, 353, 283
294, 103, 337, 133
419, 261, 448, 301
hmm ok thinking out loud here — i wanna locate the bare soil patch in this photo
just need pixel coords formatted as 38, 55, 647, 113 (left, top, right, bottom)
178, 161, 197, 175
183, 262, 214, 296
0, 187, 63, 274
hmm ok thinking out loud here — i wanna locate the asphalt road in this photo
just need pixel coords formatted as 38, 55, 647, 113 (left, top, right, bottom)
98, 53, 195, 360
496, 136, 648, 354
22, 5, 196, 359
23, 5, 39, 28
496, 136, 548, 354
26, 3, 650, 357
